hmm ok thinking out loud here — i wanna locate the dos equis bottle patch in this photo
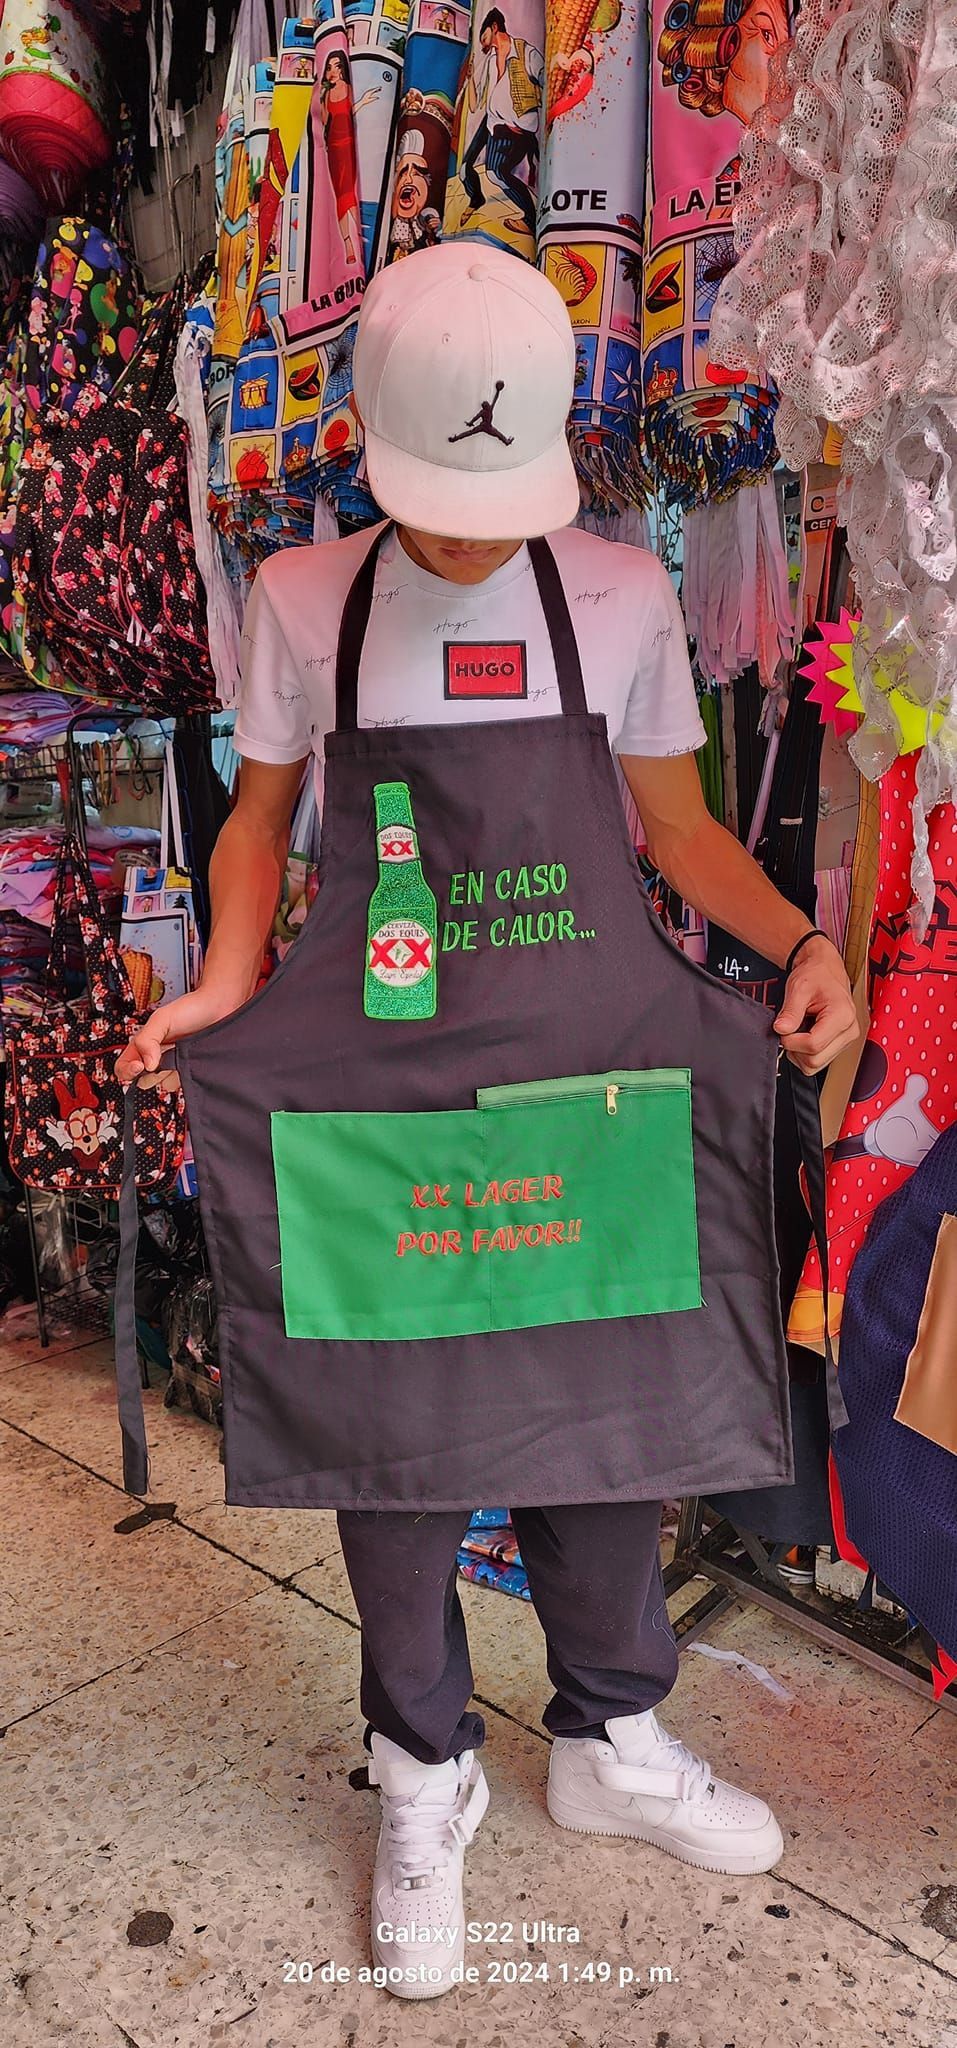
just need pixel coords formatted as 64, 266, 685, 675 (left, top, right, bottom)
365, 782, 438, 1021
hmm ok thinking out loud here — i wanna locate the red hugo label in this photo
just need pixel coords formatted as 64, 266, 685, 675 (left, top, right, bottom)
365, 782, 437, 1021
444, 641, 527, 700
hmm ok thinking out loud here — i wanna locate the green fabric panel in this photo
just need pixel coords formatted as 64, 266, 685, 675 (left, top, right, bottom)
272, 1073, 702, 1342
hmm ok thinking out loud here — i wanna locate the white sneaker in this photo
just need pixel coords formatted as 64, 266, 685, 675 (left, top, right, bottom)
367, 1732, 489, 1999
547, 1710, 784, 1876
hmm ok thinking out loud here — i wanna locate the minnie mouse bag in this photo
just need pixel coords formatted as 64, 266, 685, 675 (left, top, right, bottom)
4, 831, 187, 1196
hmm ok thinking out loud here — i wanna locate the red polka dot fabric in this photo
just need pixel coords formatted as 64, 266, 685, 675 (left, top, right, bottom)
790, 756, 957, 1351
788, 756, 957, 1600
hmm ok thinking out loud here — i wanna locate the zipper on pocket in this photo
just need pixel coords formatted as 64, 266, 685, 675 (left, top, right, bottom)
476, 1069, 691, 1110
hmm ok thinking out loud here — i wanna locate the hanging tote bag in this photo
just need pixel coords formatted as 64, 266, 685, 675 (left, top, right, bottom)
22, 215, 142, 430
14, 276, 220, 710
120, 740, 203, 1011
119, 739, 202, 1199
4, 831, 188, 1197
0, 214, 144, 696
0, 0, 114, 210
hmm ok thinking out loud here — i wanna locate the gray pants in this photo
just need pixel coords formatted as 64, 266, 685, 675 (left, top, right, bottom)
336, 1500, 678, 1765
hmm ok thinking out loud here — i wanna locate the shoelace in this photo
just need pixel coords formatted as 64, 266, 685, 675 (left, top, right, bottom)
382, 1784, 463, 1889
633, 1714, 714, 1802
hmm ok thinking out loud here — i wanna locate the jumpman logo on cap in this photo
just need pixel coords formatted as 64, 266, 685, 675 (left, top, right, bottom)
448, 381, 514, 447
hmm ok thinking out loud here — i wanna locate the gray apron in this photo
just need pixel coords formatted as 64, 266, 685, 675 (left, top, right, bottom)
116, 531, 842, 1509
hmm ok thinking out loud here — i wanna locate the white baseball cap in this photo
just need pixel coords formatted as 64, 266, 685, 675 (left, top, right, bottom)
354, 241, 580, 540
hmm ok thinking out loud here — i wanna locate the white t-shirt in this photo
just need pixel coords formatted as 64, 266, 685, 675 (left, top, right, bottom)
234, 524, 707, 816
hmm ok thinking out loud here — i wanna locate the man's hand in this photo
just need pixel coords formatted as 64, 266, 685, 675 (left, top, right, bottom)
114, 983, 249, 1088
114, 757, 307, 1090
773, 935, 859, 1075
619, 754, 863, 1077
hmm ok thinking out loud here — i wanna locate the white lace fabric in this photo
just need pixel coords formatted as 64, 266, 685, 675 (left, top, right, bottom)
682, 483, 795, 690
711, 1, 957, 928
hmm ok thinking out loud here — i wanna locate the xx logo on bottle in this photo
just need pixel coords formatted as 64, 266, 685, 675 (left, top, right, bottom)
368, 919, 434, 987
377, 824, 418, 863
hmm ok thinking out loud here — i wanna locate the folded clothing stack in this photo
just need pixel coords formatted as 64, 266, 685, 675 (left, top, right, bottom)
0, 691, 98, 751
0, 823, 159, 928
0, 821, 160, 1043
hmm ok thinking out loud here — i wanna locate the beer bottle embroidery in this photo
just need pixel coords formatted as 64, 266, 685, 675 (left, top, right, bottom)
365, 783, 438, 1020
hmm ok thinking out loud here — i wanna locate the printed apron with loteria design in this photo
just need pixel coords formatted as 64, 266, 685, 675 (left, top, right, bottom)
117, 529, 804, 1510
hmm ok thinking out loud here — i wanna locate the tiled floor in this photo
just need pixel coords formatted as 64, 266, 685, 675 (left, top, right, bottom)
2, 1320, 956, 2048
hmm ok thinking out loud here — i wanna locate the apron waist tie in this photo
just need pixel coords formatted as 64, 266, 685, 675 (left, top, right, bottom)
114, 1105, 151, 1495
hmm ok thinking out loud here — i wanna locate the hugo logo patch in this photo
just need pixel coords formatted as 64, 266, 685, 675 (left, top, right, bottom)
444, 641, 528, 700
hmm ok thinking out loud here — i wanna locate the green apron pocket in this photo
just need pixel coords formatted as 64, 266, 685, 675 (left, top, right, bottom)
272, 1070, 701, 1342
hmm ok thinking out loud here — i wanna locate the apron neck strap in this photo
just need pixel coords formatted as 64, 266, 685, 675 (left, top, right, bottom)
334, 526, 588, 731
335, 523, 392, 732
526, 537, 587, 715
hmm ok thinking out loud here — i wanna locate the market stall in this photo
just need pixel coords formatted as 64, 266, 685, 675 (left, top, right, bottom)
0, 0, 953, 1703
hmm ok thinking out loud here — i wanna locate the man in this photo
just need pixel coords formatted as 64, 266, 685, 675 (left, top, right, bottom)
389, 128, 442, 259
459, 7, 544, 236
118, 244, 857, 2003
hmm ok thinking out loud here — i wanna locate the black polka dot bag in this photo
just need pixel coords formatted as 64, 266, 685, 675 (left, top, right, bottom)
4, 832, 187, 1197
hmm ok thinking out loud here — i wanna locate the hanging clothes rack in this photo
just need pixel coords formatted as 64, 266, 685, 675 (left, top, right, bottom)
664, 1502, 957, 1714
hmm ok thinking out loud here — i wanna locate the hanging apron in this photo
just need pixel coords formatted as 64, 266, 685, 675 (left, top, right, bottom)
115, 529, 844, 1510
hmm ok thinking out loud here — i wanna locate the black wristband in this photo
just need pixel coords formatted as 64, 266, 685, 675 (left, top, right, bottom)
785, 927, 829, 978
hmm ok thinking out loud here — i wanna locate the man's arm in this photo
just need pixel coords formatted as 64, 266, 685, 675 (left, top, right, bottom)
620, 752, 860, 1076
115, 757, 307, 1084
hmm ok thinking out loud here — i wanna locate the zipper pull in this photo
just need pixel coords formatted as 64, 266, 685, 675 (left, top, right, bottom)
605, 1083, 619, 1116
